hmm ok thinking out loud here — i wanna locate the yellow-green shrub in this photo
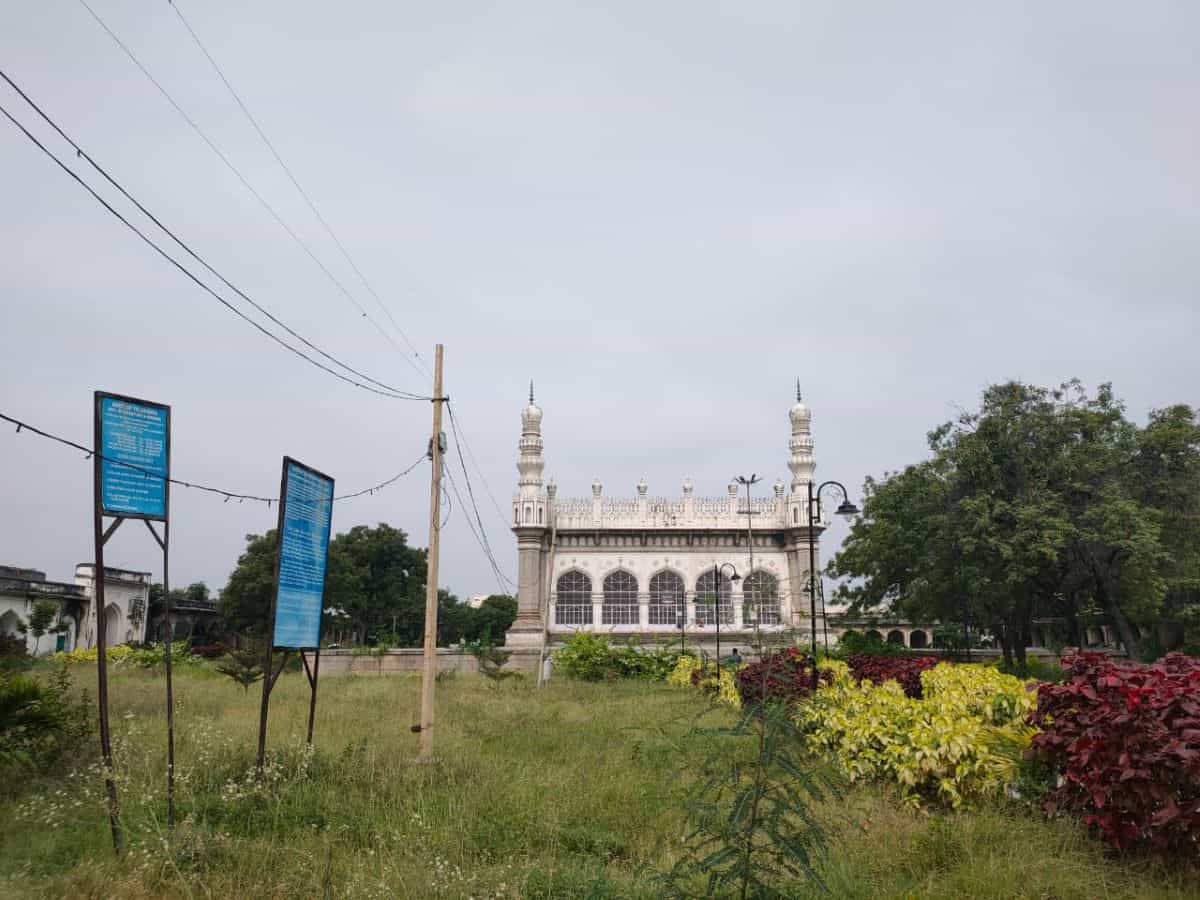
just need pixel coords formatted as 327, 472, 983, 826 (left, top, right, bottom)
667, 654, 699, 688
795, 663, 1035, 809
51, 645, 135, 665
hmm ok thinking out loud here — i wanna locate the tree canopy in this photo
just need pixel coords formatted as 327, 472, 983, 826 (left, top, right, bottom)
829, 381, 1200, 663
216, 523, 515, 647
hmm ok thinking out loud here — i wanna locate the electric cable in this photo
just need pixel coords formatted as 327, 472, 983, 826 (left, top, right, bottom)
0, 99, 422, 401
1, 411, 426, 506
0, 69, 427, 401
166, 0, 428, 377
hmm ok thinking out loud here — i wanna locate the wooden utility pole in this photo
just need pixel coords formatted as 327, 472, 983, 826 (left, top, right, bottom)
418, 344, 445, 758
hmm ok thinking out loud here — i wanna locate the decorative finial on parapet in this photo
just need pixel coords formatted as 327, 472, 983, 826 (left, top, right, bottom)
682, 477, 694, 497
637, 477, 648, 497
592, 477, 602, 497
529, 380, 535, 403
774, 478, 785, 498
547, 477, 557, 499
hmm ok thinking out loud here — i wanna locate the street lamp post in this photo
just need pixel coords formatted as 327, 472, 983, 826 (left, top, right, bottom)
806, 480, 859, 690
713, 562, 740, 676
736, 475, 762, 636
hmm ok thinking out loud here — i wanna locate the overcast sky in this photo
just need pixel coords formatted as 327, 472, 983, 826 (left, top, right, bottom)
2, 1, 1197, 599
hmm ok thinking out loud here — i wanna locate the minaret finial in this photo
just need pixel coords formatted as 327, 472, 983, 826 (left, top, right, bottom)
529, 380, 535, 403
795, 379, 802, 402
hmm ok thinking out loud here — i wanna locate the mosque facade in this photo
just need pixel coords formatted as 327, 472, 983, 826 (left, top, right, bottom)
504, 386, 841, 653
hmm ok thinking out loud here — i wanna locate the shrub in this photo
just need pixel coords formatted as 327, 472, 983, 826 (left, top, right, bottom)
838, 630, 910, 656
551, 633, 681, 682
189, 643, 228, 659
126, 641, 195, 668
0, 666, 91, 775
666, 655, 700, 688
847, 653, 940, 698
735, 648, 832, 706
796, 662, 1035, 809
0, 634, 30, 673
1027, 651, 1200, 857
51, 645, 135, 665
552, 633, 622, 681
689, 664, 742, 709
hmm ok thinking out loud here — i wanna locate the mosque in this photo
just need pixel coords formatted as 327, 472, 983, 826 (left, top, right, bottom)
504, 385, 854, 654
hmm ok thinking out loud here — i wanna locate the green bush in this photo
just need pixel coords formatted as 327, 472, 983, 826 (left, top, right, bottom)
0, 666, 91, 777
0, 634, 30, 673
837, 630, 910, 657
551, 633, 681, 681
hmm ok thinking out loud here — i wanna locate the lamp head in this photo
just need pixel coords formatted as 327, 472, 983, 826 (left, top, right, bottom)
835, 500, 860, 521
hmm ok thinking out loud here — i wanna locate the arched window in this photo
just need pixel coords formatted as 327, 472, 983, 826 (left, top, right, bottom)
602, 570, 639, 625
909, 629, 928, 649
555, 570, 592, 626
649, 571, 684, 626
694, 570, 733, 626
741, 570, 780, 626
887, 629, 905, 646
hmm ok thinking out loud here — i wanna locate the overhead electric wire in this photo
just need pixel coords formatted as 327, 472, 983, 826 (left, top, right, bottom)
444, 466, 513, 594
448, 406, 516, 531
445, 403, 508, 572
445, 404, 516, 590
0, 69, 426, 402
167, 0, 429, 377
76, 0, 425, 379
1, 411, 427, 506
0, 100, 428, 401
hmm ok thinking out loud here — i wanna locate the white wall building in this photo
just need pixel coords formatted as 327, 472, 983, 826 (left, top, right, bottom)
0, 566, 86, 655
74, 563, 151, 649
506, 385, 837, 652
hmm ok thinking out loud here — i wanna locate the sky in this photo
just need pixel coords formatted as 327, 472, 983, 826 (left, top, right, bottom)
2, 1, 1198, 600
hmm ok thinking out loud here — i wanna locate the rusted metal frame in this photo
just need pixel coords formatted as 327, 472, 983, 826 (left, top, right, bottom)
256, 458, 290, 781
92, 394, 122, 854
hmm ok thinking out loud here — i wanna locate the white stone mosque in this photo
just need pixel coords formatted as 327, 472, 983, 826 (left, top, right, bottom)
504, 384, 863, 654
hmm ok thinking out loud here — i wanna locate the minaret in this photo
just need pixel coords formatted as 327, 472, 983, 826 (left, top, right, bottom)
506, 383, 550, 651
783, 383, 822, 632
786, 380, 815, 525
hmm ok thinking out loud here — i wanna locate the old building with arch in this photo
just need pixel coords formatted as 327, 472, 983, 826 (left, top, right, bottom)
505, 385, 841, 653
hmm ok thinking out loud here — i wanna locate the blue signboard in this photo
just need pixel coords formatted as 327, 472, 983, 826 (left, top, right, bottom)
98, 394, 170, 519
272, 458, 335, 649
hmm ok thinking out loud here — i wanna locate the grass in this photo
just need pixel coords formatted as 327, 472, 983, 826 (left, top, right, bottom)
0, 664, 1194, 899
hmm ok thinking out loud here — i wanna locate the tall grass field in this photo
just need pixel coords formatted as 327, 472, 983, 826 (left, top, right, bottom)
0, 665, 1193, 898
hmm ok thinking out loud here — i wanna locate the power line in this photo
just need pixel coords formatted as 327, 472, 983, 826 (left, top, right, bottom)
0, 69, 426, 402
445, 403, 514, 531
0, 411, 426, 506
445, 404, 516, 591
167, 0, 429, 378
0, 98, 423, 402
75, 0, 425, 380
444, 466, 514, 594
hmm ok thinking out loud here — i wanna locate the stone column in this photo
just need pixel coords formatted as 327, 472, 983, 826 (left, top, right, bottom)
591, 591, 603, 631
506, 528, 547, 649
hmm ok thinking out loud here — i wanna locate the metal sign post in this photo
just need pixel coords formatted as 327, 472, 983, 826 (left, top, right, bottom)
256, 457, 334, 778
93, 391, 172, 850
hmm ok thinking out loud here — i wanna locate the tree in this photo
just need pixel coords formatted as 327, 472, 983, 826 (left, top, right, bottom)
326, 523, 426, 645
26, 602, 59, 655
218, 531, 279, 640
216, 646, 264, 692
831, 380, 1191, 665
219, 524, 429, 645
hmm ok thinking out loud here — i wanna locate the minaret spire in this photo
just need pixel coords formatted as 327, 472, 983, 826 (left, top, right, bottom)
796, 379, 802, 403
529, 380, 535, 403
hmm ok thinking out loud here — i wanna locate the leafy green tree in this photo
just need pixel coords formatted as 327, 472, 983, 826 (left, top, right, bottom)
218, 531, 279, 639
831, 380, 1194, 664
26, 602, 59, 655
326, 523, 426, 644
216, 646, 264, 693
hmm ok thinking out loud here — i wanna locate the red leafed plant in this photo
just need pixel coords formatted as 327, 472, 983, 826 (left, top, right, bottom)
846, 654, 940, 698
1027, 651, 1200, 857
735, 648, 831, 705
